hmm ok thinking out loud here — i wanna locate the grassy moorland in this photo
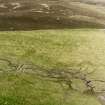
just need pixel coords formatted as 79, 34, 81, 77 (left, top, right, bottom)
0, 29, 105, 105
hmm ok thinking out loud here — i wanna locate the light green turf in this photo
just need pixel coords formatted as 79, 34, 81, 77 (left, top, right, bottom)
0, 29, 105, 105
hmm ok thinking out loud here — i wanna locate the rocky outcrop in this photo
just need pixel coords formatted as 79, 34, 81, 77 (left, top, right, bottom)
0, 0, 105, 30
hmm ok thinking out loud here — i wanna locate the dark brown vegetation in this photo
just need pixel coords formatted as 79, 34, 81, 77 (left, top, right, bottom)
0, 0, 105, 30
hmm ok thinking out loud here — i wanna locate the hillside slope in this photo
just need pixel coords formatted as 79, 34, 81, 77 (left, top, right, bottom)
0, 29, 104, 105
0, 0, 105, 30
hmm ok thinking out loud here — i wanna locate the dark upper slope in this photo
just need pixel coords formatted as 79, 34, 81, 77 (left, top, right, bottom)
0, 0, 105, 30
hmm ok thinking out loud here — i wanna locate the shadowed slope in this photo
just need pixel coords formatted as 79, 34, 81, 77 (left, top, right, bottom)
0, 0, 105, 30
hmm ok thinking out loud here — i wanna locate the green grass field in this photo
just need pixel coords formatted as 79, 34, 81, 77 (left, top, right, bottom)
0, 29, 105, 105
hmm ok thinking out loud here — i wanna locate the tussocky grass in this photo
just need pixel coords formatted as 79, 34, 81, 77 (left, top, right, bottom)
0, 29, 104, 105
